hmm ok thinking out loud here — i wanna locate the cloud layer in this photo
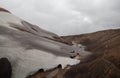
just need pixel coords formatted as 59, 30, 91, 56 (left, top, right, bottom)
0, 0, 120, 35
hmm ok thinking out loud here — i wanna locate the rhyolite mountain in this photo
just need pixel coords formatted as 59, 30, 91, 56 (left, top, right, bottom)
28, 27, 120, 78
54, 29, 120, 78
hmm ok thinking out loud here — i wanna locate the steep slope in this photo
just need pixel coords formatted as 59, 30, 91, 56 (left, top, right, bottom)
59, 29, 120, 78
0, 8, 58, 39
0, 8, 83, 78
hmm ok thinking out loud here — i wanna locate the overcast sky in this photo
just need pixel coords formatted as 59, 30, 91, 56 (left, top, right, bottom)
0, 0, 120, 35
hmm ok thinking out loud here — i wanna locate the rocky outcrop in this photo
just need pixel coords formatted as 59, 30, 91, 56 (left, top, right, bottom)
0, 58, 12, 78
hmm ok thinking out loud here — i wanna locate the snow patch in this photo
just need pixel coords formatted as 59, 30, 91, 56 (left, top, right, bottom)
0, 12, 22, 30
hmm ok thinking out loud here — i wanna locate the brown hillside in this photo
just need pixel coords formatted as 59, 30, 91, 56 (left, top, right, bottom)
61, 29, 120, 53
28, 29, 120, 78
60, 29, 120, 78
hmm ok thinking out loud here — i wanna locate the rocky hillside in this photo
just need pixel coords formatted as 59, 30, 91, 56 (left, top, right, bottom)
58, 29, 120, 78
24, 29, 120, 78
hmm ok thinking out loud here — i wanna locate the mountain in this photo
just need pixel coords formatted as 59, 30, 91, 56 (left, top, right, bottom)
0, 7, 86, 78
56, 29, 120, 78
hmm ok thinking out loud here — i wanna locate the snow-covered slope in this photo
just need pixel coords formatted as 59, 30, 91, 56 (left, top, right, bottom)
0, 8, 58, 39
0, 8, 90, 78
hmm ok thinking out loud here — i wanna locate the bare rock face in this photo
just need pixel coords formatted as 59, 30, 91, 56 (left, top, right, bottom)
59, 29, 120, 78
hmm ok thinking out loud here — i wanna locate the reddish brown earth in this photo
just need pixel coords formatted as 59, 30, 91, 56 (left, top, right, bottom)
59, 29, 120, 78
30, 29, 120, 78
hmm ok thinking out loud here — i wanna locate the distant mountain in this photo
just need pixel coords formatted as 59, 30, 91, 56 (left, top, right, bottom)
57, 29, 120, 78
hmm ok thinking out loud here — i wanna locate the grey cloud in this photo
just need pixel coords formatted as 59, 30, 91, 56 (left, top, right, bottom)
69, 0, 120, 26
0, 0, 120, 35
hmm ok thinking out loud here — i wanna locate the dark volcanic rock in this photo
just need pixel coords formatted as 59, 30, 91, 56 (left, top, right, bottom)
0, 58, 12, 78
